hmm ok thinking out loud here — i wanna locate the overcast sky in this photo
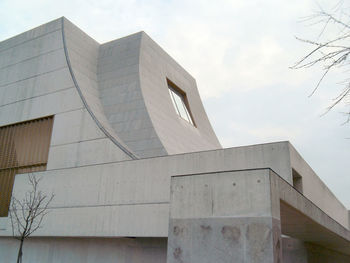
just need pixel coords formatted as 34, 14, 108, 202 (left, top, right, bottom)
0, 0, 349, 207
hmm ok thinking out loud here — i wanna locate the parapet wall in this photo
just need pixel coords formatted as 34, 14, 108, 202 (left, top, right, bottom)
289, 143, 349, 228
2, 142, 347, 238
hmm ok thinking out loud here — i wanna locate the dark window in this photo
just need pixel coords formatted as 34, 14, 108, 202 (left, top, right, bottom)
292, 169, 303, 193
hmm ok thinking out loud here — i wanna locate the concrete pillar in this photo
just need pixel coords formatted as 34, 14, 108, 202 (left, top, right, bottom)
167, 169, 282, 263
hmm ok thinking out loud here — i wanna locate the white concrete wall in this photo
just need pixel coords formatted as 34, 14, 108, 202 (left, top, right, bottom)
0, 142, 293, 238
96, 31, 223, 158
1, 17, 224, 163
0, 17, 134, 171
98, 33, 167, 158
0, 237, 167, 263
2, 141, 346, 238
139, 33, 222, 155
61, 18, 134, 162
170, 169, 274, 219
167, 169, 282, 263
0, 19, 77, 128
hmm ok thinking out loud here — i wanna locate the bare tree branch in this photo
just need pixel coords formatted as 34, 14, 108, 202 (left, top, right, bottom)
291, 1, 350, 123
9, 173, 54, 263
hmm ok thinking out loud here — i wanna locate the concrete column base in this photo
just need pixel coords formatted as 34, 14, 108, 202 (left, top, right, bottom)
168, 217, 281, 263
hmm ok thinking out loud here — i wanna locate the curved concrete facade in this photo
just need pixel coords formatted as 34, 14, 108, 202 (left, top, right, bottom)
0, 16, 221, 169
63, 17, 221, 159
62, 19, 138, 159
1, 17, 349, 263
138, 33, 221, 156
0, 17, 137, 171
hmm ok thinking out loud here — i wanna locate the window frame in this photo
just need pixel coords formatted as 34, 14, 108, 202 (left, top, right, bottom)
167, 79, 196, 127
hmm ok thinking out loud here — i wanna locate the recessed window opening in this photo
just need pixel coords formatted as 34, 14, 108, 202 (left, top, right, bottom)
292, 169, 303, 194
167, 79, 195, 126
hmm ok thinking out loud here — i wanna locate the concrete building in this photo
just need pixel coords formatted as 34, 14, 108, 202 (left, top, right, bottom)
0, 17, 349, 262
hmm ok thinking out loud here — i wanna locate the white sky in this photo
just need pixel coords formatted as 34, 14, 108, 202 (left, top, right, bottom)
0, 0, 349, 207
